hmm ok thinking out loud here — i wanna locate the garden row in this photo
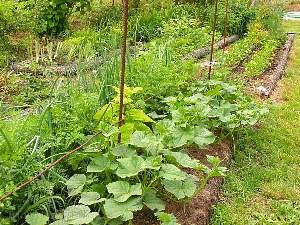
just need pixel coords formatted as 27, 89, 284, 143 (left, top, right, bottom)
0, 1, 286, 225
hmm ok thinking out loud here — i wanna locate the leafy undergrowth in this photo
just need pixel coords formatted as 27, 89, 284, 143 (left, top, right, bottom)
212, 20, 300, 224
0, 80, 266, 225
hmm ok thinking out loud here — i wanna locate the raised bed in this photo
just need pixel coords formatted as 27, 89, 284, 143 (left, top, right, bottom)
134, 141, 232, 225
185, 35, 239, 60
256, 34, 296, 97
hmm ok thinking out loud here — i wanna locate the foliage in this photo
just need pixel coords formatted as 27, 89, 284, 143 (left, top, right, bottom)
209, 1, 255, 36
21, 81, 264, 224
30, 0, 91, 36
243, 38, 281, 78
0, 1, 276, 224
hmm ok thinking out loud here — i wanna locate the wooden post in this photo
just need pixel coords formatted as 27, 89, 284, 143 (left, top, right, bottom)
118, 0, 129, 143
223, 0, 229, 53
208, 0, 219, 80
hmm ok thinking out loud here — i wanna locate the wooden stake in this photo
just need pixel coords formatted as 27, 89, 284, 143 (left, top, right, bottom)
208, 0, 219, 80
118, 0, 129, 143
223, 0, 229, 53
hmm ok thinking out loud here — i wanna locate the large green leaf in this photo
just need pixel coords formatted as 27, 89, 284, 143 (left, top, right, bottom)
64, 205, 98, 225
119, 123, 135, 143
94, 104, 115, 121
112, 145, 136, 158
79, 192, 105, 205
129, 131, 150, 148
166, 151, 199, 168
98, 122, 118, 138
116, 156, 146, 178
143, 189, 165, 211
145, 155, 162, 170
170, 126, 194, 147
104, 197, 143, 221
25, 213, 48, 225
162, 175, 197, 200
66, 174, 86, 196
127, 109, 154, 123
155, 212, 180, 225
193, 127, 215, 148
87, 155, 117, 173
159, 164, 187, 181
106, 181, 142, 202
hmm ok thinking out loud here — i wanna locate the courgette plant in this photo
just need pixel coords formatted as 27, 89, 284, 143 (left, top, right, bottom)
26, 81, 266, 225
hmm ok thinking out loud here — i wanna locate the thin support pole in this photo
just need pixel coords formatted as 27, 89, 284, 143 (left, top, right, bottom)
118, 0, 129, 143
223, 0, 229, 53
208, 0, 219, 80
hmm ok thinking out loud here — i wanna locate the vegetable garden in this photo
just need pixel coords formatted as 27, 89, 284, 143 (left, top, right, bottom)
0, 0, 299, 224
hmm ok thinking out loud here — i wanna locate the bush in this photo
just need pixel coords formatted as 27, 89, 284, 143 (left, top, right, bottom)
31, 0, 91, 37
209, 2, 255, 36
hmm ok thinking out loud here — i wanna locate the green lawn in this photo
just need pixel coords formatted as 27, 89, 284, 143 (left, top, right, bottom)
212, 20, 300, 224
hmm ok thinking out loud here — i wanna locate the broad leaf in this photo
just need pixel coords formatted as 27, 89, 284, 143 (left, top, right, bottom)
87, 155, 117, 173
145, 155, 162, 170
98, 122, 118, 138
79, 192, 105, 205
104, 197, 143, 221
159, 164, 187, 181
170, 126, 194, 147
106, 181, 142, 202
143, 189, 165, 211
26, 213, 48, 225
112, 145, 136, 158
155, 212, 180, 225
127, 109, 154, 123
129, 131, 150, 148
166, 151, 199, 168
66, 174, 86, 196
119, 123, 135, 143
94, 104, 115, 121
64, 205, 98, 225
116, 156, 146, 178
193, 127, 215, 148
162, 175, 197, 200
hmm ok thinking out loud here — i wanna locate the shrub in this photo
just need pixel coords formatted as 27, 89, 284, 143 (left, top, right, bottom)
31, 0, 91, 37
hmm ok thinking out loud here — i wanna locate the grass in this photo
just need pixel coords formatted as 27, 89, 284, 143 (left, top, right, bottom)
212, 20, 300, 224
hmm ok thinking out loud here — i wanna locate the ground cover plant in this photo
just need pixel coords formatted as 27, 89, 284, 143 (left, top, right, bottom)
0, 0, 291, 224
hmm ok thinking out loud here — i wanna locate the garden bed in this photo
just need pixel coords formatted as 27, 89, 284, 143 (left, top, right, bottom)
246, 34, 296, 98
134, 140, 232, 225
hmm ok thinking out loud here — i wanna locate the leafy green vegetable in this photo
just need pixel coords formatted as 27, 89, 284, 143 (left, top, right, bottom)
25, 213, 49, 225
162, 175, 197, 200
63, 205, 98, 225
79, 192, 105, 205
106, 181, 142, 202
87, 155, 117, 173
155, 212, 180, 225
104, 197, 143, 221
159, 164, 187, 181
143, 189, 165, 211
66, 174, 86, 196
116, 156, 146, 178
